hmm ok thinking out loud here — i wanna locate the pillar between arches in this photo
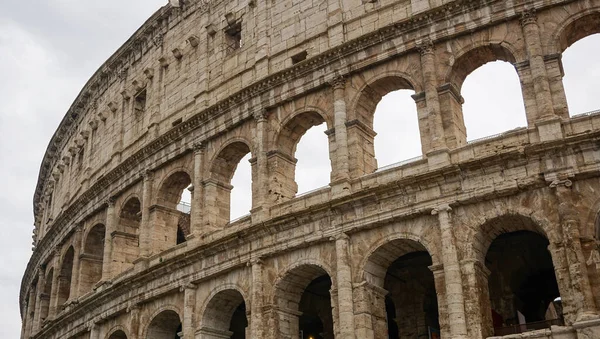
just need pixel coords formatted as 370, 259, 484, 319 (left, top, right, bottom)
48, 253, 60, 319
433, 205, 468, 339
32, 269, 45, 333
352, 280, 388, 339
551, 178, 599, 322
182, 283, 197, 338
250, 259, 265, 338
329, 76, 351, 197
190, 142, 206, 238
252, 111, 270, 221
460, 259, 493, 339
71, 226, 83, 300
139, 171, 154, 257
101, 198, 116, 281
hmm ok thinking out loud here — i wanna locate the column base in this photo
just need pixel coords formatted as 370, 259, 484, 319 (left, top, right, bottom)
536, 116, 564, 142
427, 148, 451, 170
330, 178, 351, 199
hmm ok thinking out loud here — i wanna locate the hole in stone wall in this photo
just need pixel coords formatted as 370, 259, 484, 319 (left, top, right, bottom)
172, 118, 182, 126
134, 89, 147, 116
373, 89, 420, 169
230, 153, 252, 221
486, 231, 563, 336
225, 22, 242, 54
295, 123, 330, 195
462, 61, 526, 142
291, 51, 308, 64
562, 34, 600, 116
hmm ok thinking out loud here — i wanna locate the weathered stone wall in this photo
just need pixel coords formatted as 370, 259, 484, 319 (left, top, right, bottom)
20, 0, 600, 338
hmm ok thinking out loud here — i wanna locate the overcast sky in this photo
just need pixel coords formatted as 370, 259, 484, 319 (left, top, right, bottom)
0, 2, 598, 338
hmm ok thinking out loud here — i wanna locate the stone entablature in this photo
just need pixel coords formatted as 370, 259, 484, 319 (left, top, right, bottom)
21, 0, 600, 338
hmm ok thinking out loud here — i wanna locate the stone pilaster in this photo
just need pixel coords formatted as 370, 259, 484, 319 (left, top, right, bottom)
101, 198, 116, 281
139, 170, 154, 257
460, 259, 493, 339
250, 259, 264, 338
335, 234, 355, 337
252, 111, 270, 221
520, 9, 555, 120
551, 178, 599, 322
191, 142, 205, 236
182, 283, 197, 338
71, 225, 83, 299
48, 252, 60, 319
32, 269, 45, 333
418, 39, 447, 154
352, 280, 388, 339
24, 285, 36, 338
329, 77, 351, 197
432, 205, 468, 339
128, 303, 141, 339
89, 323, 100, 339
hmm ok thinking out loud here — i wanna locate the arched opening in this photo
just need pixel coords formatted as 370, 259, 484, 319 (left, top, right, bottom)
146, 310, 182, 339
79, 224, 105, 293
230, 153, 252, 221
153, 171, 192, 250
274, 265, 334, 339
461, 61, 527, 141
108, 330, 128, 339
39, 268, 53, 322
352, 76, 419, 174
363, 239, 439, 339
373, 89, 421, 169
294, 123, 330, 195
272, 112, 331, 202
562, 32, 600, 116
448, 45, 526, 143
198, 289, 248, 339
57, 246, 75, 309
114, 197, 141, 275
207, 141, 252, 227
476, 215, 563, 336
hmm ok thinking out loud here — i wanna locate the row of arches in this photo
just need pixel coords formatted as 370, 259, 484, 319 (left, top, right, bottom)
91, 214, 562, 339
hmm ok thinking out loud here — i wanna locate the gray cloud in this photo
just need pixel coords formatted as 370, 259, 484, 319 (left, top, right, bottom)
1, 2, 599, 338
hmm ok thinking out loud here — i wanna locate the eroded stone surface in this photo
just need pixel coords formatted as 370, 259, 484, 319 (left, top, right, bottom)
19, 0, 600, 339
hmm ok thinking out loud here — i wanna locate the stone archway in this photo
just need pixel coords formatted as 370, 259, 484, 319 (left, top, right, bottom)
57, 247, 75, 309
151, 171, 192, 251
198, 289, 248, 338
273, 264, 335, 339
359, 238, 440, 339
112, 197, 141, 275
107, 329, 127, 339
206, 141, 252, 228
79, 223, 105, 294
271, 111, 330, 202
146, 310, 182, 339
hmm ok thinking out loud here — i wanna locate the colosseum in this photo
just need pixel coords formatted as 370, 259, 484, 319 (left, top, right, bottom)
19, 0, 600, 338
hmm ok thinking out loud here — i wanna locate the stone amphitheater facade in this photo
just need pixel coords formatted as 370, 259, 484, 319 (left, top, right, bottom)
19, 0, 600, 338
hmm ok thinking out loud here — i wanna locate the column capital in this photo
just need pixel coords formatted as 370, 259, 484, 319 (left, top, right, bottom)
142, 170, 154, 181
431, 204, 452, 215
520, 9, 537, 27
328, 75, 346, 90
253, 109, 268, 122
248, 257, 264, 267
550, 177, 573, 189
193, 141, 206, 153
126, 302, 141, 313
417, 38, 434, 56
180, 282, 197, 292
106, 196, 117, 207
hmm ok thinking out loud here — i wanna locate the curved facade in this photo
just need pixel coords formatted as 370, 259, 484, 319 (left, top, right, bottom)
19, 0, 600, 338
